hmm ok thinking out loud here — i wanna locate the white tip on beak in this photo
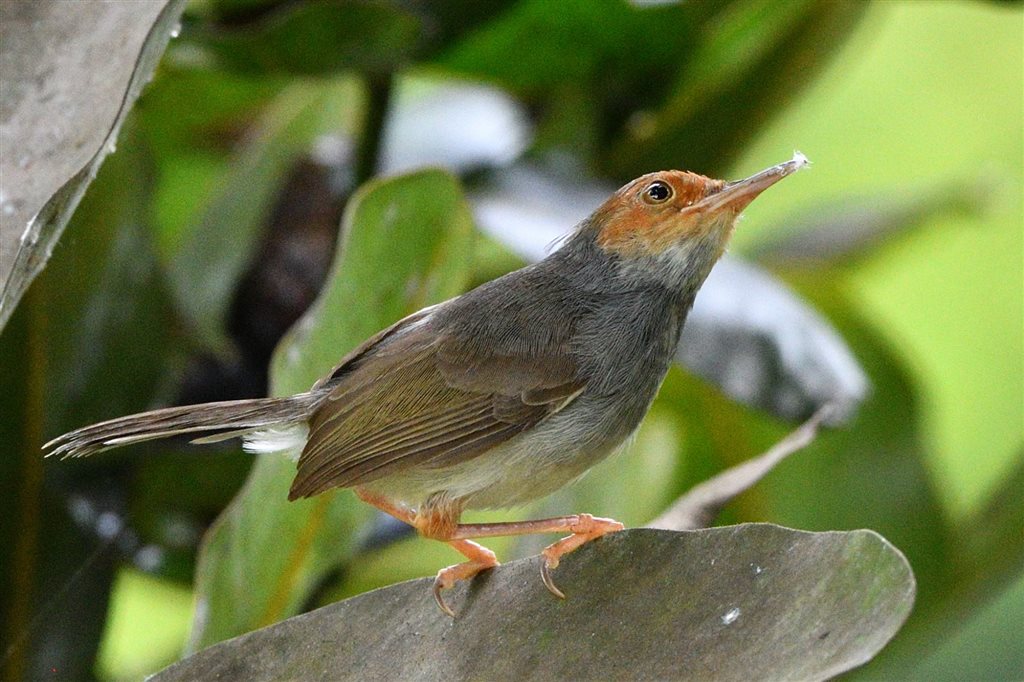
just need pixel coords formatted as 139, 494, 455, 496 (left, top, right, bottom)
698, 151, 810, 213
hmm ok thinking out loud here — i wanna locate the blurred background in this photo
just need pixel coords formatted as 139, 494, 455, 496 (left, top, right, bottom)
1, 0, 1020, 679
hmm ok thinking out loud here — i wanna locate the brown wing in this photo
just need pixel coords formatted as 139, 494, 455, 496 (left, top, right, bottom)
288, 302, 584, 500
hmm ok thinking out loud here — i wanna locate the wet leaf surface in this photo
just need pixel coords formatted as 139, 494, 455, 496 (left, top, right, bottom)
156, 525, 915, 682
0, 0, 185, 331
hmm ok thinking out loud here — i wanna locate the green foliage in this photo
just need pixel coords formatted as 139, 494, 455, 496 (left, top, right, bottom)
1, 0, 1020, 680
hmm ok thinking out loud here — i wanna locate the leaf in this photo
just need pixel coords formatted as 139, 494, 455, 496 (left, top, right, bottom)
194, 0, 520, 70
155, 526, 915, 681
380, 78, 532, 175
185, 0, 422, 75
861, 449, 1024, 680
470, 163, 868, 423
165, 81, 360, 355
438, 0, 865, 180
188, 169, 475, 650
601, 0, 868, 178
1, 125, 176, 679
680, 257, 868, 424
0, 0, 186, 332
727, 278, 959, 679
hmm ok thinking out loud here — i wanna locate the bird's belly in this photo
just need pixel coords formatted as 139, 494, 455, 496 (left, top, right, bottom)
361, 389, 655, 510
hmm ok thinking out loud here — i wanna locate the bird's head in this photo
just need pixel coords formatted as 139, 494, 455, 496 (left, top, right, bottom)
582, 153, 808, 290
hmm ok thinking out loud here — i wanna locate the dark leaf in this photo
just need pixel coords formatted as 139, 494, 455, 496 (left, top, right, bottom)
1, 126, 174, 680
184, 0, 422, 75
602, 0, 868, 179
155, 526, 915, 681
861, 449, 1024, 679
0, 0, 186, 332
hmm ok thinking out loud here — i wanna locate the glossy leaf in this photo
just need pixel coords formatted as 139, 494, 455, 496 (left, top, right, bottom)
156, 526, 915, 681
0, 0, 186, 332
188, 169, 475, 650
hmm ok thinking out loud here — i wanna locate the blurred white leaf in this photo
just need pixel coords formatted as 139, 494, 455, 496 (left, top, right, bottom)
381, 79, 532, 175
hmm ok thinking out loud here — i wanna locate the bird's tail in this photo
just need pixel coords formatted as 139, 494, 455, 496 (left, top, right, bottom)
43, 392, 321, 459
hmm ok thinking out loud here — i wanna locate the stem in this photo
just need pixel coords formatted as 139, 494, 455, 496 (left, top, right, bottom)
353, 72, 395, 186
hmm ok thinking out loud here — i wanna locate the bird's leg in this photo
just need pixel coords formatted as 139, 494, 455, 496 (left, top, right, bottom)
428, 539, 499, 618
353, 490, 622, 612
354, 487, 417, 525
451, 514, 625, 599
354, 488, 499, 618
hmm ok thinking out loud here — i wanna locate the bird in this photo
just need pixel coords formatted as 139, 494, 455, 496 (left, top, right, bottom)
44, 152, 809, 616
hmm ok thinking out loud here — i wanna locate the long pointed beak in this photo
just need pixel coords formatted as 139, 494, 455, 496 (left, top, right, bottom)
699, 151, 810, 213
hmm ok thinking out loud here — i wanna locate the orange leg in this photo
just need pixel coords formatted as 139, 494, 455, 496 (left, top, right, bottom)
452, 514, 625, 599
354, 488, 623, 615
355, 489, 500, 617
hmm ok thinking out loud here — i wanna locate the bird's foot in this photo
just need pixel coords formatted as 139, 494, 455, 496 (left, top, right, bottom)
432, 539, 499, 617
540, 514, 624, 599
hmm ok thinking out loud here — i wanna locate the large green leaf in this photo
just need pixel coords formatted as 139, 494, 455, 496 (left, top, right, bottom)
188, 169, 475, 650
156, 526, 915, 681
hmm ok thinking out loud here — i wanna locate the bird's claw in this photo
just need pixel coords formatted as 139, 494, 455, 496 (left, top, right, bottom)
431, 554, 498, 618
432, 576, 457, 618
540, 556, 566, 599
538, 514, 624, 601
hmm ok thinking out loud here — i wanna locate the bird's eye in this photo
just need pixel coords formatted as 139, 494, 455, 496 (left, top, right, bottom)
644, 181, 673, 204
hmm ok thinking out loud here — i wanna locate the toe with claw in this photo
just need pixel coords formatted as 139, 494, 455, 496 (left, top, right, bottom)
431, 541, 499, 617
539, 514, 624, 599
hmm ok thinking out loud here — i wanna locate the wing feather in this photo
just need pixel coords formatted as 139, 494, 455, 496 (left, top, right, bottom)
289, 282, 587, 500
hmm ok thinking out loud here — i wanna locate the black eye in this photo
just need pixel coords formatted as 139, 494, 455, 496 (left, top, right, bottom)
644, 181, 673, 203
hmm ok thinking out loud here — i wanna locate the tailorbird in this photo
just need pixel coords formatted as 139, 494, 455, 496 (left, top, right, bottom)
45, 152, 809, 616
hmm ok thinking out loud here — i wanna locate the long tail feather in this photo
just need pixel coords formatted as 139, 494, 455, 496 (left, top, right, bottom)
43, 392, 321, 459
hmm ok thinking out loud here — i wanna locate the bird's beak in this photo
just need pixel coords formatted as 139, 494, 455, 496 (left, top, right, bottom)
698, 151, 810, 214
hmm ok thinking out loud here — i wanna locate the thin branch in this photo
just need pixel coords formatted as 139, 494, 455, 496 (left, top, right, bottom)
647, 404, 834, 531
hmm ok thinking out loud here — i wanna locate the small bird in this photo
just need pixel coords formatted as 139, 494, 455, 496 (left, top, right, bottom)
45, 153, 808, 616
